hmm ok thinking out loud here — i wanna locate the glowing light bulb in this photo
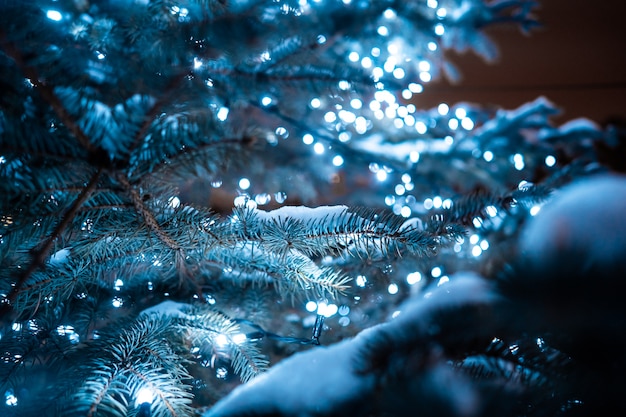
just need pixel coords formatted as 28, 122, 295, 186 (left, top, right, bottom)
238, 178, 251, 190
135, 387, 155, 407
46, 10, 62, 21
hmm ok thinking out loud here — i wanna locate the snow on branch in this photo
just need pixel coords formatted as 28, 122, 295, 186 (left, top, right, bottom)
205, 273, 499, 417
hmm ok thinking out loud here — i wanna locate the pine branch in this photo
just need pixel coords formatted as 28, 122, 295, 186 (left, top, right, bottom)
172, 306, 269, 383
0, 31, 100, 155
65, 315, 194, 417
1, 169, 103, 319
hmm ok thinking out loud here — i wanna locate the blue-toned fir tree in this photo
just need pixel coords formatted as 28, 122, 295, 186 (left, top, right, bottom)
1, 1, 625, 416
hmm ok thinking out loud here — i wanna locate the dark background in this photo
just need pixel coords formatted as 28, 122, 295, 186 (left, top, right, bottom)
418, 0, 626, 126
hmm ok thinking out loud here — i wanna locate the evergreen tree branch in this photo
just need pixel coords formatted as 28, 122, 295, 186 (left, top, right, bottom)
0, 31, 98, 155
1, 168, 103, 318
118, 174, 183, 253
124, 70, 191, 166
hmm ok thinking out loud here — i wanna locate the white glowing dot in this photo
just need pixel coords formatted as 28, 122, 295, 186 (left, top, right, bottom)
427, 0, 438, 8
361, 57, 373, 68
513, 153, 525, 170
480, 240, 489, 250
428, 41, 437, 51
5, 390, 18, 406
306, 301, 318, 312
324, 111, 337, 123
112, 297, 123, 308
400, 206, 411, 217
350, 98, 362, 109
332, 155, 344, 166
261, 96, 273, 106
431, 267, 442, 278
418, 60, 431, 72
302, 133, 314, 145
407, 271, 422, 285
469, 234, 480, 245
97, 52, 105, 60
355, 117, 368, 134
383, 58, 395, 73
377, 26, 389, 36
461, 117, 474, 130
114, 278, 124, 288
339, 110, 356, 123
472, 246, 483, 257
238, 178, 251, 190
245, 200, 257, 210
419, 71, 432, 82
392, 68, 405, 79
135, 387, 155, 407
401, 89, 412, 100
432, 196, 442, 209
485, 205, 498, 217
424, 198, 434, 210
415, 121, 427, 134
375, 170, 388, 181
255, 193, 271, 205
442, 198, 452, 209
385, 195, 395, 205
409, 83, 423, 93
313, 142, 325, 154
473, 217, 483, 228
545, 155, 556, 167
410, 151, 420, 163
233, 199, 244, 212
530, 205, 541, 216
387, 283, 399, 294
193, 57, 203, 69
338, 80, 351, 90
356, 275, 367, 287
348, 51, 360, 62
215, 334, 229, 347
454, 108, 467, 119
435, 23, 445, 35
448, 118, 459, 130
385, 107, 397, 119
310, 98, 321, 108
168, 196, 181, 208
232, 333, 247, 344
401, 173, 411, 183
437, 103, 449, 115
318, 302, 338, 317
372, 67, 384, 79
46, 10, 62, 21
383, 8, 396, 19
483, 151, 494, 162
216, 107, 229, 121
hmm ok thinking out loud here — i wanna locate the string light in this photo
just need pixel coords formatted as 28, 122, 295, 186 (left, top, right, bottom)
135, 387, 155, 408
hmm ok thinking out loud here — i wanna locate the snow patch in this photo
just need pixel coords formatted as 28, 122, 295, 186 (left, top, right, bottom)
205, 273, 494, 417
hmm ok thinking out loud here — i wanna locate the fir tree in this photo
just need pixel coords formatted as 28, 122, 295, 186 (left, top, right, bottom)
0, 1, 624, 416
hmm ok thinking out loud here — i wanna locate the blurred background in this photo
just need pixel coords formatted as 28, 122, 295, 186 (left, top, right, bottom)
418, 0, 626, 127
